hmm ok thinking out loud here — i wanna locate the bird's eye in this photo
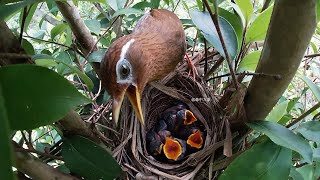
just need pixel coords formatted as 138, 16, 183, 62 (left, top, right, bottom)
120, 64, 130, 77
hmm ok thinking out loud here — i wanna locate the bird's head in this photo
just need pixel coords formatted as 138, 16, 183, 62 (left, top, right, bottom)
101, 37, 145, 126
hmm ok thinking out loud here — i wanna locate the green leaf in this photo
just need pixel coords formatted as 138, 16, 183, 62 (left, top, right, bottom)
21, 38, 35, 55
112, 8, 144, 18
246, 5, 273, 43
19, 3, 38, 32
296, 121, 320, 143
88, 49, 106, 63
238, 50, 261, 72
132, 1, 152, 9
266, 100, 289, 122
0, 0, 43, 20
297, 164, 315, 180
234, 0, 253, 25
50, 23, 68, 40
290, 167, 304, 180
317, 0, 320, 23
62, 135, 121, 179
299, 75, 320, 101
0, 65, 91, 130
0, 85, 16, 180
33, 54, 58, 67
84, 20, 101, 35
59, 62, 94, 91
151, 0, 160, 8
106, 0, 126, 10
314, 147, 320, 161
190, 10, 238, 60
35, 59, 58, 67
247, 121, 313, 163
218, 7, 243, 51
219, 140, 292, 180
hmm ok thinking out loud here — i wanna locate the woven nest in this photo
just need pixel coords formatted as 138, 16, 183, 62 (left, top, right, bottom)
109, 50, 228, 180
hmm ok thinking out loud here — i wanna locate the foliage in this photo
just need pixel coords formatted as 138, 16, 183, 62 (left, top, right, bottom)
0, 0, 319, 179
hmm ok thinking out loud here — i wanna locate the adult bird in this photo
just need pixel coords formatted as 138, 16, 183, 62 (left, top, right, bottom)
100, 9, 186, 125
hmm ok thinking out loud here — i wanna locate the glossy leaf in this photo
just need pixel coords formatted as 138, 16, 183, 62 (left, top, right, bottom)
296, 121, 320, 143
0, 0, 43, 20
59, 62, 94, 91
219, 7, 243, 50
314, 147, 320, 161
190, 10, 238, 60
62, 135, 121, 180
0, 85, 16, 180
238, 50, 261, 72
88, 49, 106, 63
246, 5, 273, 43
266, 100, 289, 122
151, 0, 160, 8
112, 8, 144, 18
247, 121, 313, 163
84, 20, 101, 35
290, 168, 304, 180
296, 164, 316, 180
234, 0, 253, 25
51, 23, 68, 40
106, 0, 126, 11
33, 54, 58, 67
132, 1, 152, 9
35, 59, 58, 67
317, 0, 320, 22
0, 65, 91, 130
21, 39, 35, 55
299, 75, 320, 101
219, 140, 292, 180
19, 3, 38, 32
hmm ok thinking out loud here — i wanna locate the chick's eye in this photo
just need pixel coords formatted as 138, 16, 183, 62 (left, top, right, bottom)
120, 64, 130, 76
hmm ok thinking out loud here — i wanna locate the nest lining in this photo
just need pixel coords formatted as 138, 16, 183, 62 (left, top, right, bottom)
110, 67, 227, 179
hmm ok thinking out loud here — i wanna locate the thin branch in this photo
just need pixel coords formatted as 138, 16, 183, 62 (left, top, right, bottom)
286, 102, 320, 128
15, 147, 63, 161
261, 0, 272, 12
173, 0, 181, 12
24, 35, 85, 57
207, 72, 281, 82
13, 142, 76, 180
203, 56, 224, 80
203, 0, 239, 89
85, 15, 120, 60
304, 53, 320, 58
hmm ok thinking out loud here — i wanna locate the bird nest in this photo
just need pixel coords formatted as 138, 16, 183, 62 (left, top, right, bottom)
109, 51, 228, 179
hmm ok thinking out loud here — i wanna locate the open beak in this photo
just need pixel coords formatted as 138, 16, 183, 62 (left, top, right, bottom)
112, 84, 144, 126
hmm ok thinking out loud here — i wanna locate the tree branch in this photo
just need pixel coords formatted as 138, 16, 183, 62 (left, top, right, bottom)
0, 21, 33, 66
286, 102, 320, 128
244, 0, 316, 121
55, 1, 100, 75
203, 0, 239, 89
13, 142, 78, 180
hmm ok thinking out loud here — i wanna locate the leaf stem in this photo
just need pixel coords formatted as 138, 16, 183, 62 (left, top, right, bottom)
286, 102, 320, 128
202, 0, 239, 89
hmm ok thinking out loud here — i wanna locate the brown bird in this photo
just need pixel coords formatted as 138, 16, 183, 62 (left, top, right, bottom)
100, 9, 186, 125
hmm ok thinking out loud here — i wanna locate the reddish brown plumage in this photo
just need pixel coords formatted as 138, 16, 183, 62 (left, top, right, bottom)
100, 9, 186, 124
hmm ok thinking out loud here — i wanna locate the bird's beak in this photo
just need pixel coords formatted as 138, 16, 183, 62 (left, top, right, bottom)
126, 84, 144, 125
112, 84, 144, 126
112, 91, 125, 125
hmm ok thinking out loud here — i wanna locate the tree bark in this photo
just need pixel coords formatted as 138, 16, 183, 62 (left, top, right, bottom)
55, 1, 100, 75
0, 22, 33, 66
244, 0, 316, 121
14, 142, 78, 180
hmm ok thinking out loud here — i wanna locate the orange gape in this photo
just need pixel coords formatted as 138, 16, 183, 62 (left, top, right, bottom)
100, 9, 186, 125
